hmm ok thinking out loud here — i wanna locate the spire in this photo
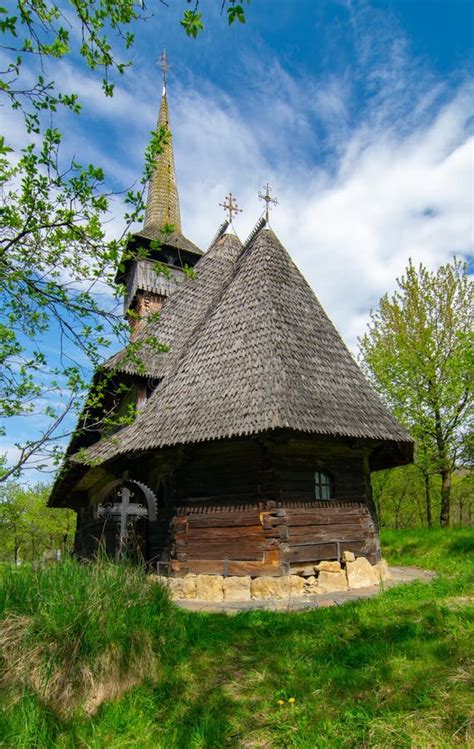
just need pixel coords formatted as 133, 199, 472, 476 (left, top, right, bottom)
160, 48, 168, 94
143, 67, 182, 235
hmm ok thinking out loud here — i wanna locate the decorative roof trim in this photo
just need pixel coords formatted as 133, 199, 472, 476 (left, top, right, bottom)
208, 220, 230, 249
243, 215, 267, 250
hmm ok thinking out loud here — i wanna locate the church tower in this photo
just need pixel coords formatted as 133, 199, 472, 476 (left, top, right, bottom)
116, 50, 202, 338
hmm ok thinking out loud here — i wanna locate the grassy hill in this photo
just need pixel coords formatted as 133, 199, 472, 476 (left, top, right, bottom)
1, 528, 473, 748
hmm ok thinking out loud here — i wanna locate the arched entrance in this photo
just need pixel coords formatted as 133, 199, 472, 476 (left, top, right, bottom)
94, 479, 158, 561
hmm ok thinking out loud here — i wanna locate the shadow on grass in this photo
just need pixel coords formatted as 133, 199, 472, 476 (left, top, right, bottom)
139, 584, 472, 747
447, 536, 474, 555
154, 683, 239, 748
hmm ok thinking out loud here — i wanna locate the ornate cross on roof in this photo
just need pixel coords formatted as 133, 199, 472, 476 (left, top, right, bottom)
160, 48, 169, 92
219, 192, 243, 223
258, 182, 279, 222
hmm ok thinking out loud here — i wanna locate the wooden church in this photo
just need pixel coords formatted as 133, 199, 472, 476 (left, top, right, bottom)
49, 70, 414, 576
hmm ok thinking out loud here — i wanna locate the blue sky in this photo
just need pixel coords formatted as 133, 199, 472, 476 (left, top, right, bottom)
2, 0, 473, 480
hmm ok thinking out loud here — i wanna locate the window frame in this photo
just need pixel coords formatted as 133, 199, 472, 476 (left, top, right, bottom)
314, 469, 333, 500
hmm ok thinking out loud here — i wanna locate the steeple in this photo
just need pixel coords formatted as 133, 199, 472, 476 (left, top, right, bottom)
143, 89, 182, 235
116, 53, 202, 335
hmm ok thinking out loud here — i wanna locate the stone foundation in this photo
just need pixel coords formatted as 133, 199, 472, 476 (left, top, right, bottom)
161, 555, 391, 603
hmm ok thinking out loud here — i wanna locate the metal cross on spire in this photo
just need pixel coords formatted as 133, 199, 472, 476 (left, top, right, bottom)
258, 182, 279, 222
160, 48, 169, 93
219, 192, 243, 223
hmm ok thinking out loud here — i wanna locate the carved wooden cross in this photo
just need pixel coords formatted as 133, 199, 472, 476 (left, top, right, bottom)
258, 182, 278, 222
219, 192, 243, 223
97, 486, 148, 558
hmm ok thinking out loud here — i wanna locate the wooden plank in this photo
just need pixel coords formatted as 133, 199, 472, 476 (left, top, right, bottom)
187, 516, 262, 528
285, 543, 338, 563
183, 525, 267, 539
285, 515, 367, 528
262, 516, 287, 529
175, 550, 263, 561
174, 539, 266, 552
288, 524, 365, 540
287, 533, 364, 546
264, 549, 282, 564
339, 541, 367, 555
173, 559, 285, 577
172, 559, 224, 575
175, 545, 266, 561
226, 561, 284, 577
290, 520, 367, 531
289, 536, 366, 548
285, 507, 366, 517
264, 538, 279, 548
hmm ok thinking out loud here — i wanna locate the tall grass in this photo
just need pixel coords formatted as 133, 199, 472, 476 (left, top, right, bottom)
0, 559, 172, 715
0, 530, 473, 748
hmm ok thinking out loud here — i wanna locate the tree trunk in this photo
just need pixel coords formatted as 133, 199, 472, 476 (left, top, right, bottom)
433, 401, 451, 527
424, 473, 432, 528
13, 522, 19, 565
439, 463, 451, 527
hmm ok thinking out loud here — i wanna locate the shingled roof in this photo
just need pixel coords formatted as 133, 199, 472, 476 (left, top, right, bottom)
105, 225, 242, 379
80, 227, 413, 465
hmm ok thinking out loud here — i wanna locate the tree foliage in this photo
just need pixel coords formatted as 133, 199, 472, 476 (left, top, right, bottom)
0, 0, 250, 480
359, 258, 473, 527
0, 482, 75, 562
372, 465, 473, 530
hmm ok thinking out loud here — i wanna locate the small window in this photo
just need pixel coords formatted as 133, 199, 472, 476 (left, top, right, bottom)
314, 471, 332, 500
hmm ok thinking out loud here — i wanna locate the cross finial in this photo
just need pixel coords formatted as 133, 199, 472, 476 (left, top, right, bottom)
219, 192, 243, 223
160, 48, 169, 93
258, 182, 278, 222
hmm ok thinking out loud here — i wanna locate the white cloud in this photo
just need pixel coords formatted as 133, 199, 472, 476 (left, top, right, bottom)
35, 46, 470, 352
167, 75, 473, 349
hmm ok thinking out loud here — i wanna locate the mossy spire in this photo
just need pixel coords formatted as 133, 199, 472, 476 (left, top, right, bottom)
143, 87, 182, 235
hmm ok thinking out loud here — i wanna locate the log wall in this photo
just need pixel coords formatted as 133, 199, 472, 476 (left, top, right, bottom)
75, 432, 381, 571
169, 497, 379, 576
172, 435, 370, 502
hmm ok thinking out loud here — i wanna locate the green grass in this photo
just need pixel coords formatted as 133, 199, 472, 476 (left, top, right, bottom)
1, 529, 473, 748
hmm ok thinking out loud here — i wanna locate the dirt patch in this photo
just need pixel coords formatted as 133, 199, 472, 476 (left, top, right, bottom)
0, 613, 156, 716
442, 596, 474, 610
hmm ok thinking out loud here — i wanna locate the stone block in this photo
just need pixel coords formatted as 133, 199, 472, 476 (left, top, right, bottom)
289, 575, 305, 596
167, 576, 196, 600
290, 564, 316, 577
304, 575, 319, 595
317, 570, 348, 592
251, 576, 286, 599
223, 576, 251, 601
315, 560, 341, 573
342, 551, 355, 563
374, 558, 390, 583
345, 557, 379, 589
251, 575, 303, 600
195, 574, 224, 602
